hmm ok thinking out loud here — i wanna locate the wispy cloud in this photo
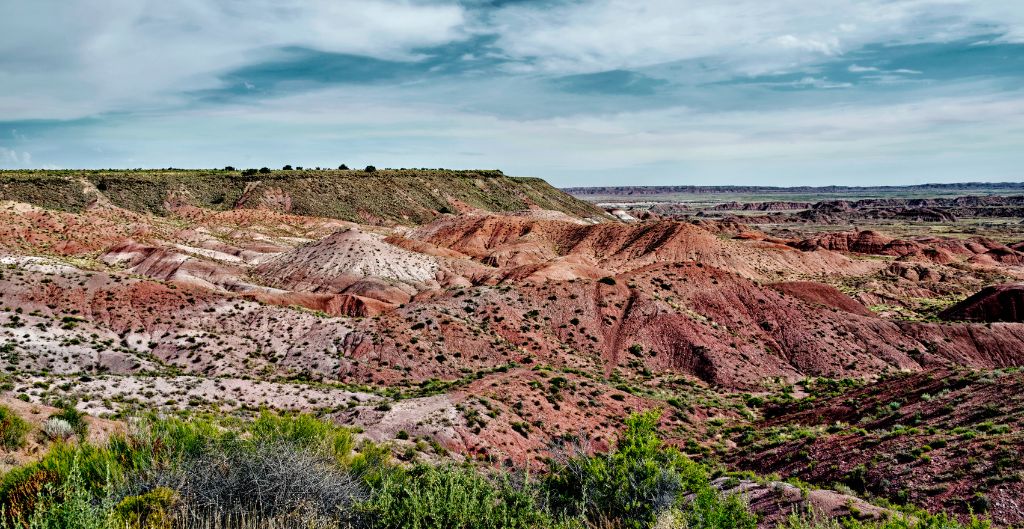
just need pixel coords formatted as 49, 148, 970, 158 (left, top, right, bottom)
0, 147, 32, 167
0, 0, 468, 119
486, 0, 1024, 75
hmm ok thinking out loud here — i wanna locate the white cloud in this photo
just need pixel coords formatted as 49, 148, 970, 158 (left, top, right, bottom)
8, 79, 1022, 183
0, 0, 467, 120
486, 0, 1024, 75
0, 147, 32, 167
772, 35, 842, 56
849, 65, 923, 78
2, 0, 1021, 122
803, 77, 852, 89
89, 83, 1023, 174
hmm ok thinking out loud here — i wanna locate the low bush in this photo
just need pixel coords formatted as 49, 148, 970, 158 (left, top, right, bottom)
113, 486, 178, 529
670, 487, 757, 529
128, 441, 365, 525
0, 454, 114, 529
543, 410, 707, 529
49, 405, 88, 437
42, 418, 74, 441
0, 404, 29, 450
0, 442, 120, 524
250, 411, 353, 464
363, 464, 550, 529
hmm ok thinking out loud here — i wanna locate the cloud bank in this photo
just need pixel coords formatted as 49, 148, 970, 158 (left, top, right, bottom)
0, 0, 1022, 185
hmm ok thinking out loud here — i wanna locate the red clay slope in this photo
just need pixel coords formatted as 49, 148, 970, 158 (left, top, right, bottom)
939, 283, 1024, 323
729, 369, 1024, 526
768, 281, 874, 317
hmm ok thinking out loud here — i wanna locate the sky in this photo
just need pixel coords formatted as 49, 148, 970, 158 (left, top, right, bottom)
1, 1, 1023, 186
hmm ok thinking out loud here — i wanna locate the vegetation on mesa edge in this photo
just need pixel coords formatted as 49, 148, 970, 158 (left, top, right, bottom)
0, 168, 606, 223
0, 404, 990, 529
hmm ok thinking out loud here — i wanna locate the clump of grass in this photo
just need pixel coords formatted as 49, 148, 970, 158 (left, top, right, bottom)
666, 487, 757, 529
250, 410, 354, 464
0, 452, 115, 529
42, 417, 75, 441
48, 404, 88, 440
0, 441, 121, 523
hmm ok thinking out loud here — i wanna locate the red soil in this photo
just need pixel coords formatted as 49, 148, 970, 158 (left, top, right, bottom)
729, 369, 1024, 526
939, 283, 1024, 323
769, 281, 874, 317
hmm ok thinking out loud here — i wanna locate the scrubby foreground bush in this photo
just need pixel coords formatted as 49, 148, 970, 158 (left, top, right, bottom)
544, 411, 714, 529
133, 442, 365, 525
0, 405, 29, 450
0, 410, 991, 529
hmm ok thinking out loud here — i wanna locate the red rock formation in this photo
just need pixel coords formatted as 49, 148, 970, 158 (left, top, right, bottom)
768, 281, 874, 317
939, 283, 1024, 322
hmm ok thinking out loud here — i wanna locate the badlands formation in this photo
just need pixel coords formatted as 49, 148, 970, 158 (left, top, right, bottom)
2, 170, 1024, 523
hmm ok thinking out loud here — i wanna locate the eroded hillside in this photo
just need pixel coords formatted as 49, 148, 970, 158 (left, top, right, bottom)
1, 172, 1024, 524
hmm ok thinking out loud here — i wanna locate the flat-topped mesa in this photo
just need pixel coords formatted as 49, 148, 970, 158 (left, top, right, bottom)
0, 168, 611, 225
564, 182, 1024, 197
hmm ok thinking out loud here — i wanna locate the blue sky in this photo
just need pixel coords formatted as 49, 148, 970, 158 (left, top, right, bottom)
1, 1, 1023, 186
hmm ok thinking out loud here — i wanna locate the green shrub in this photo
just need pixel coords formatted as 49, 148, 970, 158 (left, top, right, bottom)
250, 411, 353, 463
1, 415, 225, 524
778, 508, 990, 529
49, 405, 88, 440
364, 464, 551, 529
0, 445, 116, 527
104, 416, 222, 477
544, 410, 707, 529
0, 405, 30, 450
113, 487, 178, 529
672, 488, 757, 529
